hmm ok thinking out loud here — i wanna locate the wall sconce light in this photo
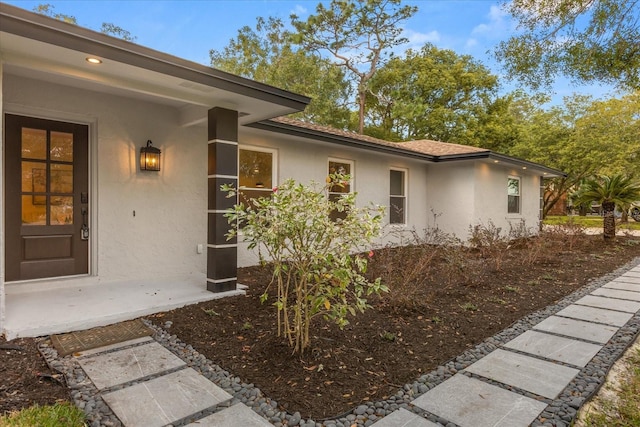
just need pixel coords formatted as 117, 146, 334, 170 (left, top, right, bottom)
140, 140, 161, 171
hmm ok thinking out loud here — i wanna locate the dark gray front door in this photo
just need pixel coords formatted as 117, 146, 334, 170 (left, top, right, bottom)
4, 114, 89, 281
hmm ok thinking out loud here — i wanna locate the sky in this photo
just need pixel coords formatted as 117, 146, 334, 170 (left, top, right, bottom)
4, 0, 621, 105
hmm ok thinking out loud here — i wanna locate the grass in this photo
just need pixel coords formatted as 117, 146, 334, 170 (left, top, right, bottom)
0, 402, 86, 427
544, 215, 640, 230
580, 346, 640, 426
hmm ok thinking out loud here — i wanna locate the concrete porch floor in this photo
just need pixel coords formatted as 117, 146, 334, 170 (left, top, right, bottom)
2, 274, 245, 340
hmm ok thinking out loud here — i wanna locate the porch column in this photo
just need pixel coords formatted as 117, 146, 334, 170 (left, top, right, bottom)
207, 107, 238, 292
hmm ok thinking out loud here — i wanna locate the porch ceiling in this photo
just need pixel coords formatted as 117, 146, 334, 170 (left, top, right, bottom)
0, 3, 309, 126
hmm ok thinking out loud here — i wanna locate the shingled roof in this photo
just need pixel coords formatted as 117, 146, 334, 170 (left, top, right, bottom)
271, 116, 488, 157
248, 116, 565, 177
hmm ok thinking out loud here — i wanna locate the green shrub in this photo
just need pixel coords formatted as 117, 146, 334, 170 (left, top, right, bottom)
224, 177, 386, 354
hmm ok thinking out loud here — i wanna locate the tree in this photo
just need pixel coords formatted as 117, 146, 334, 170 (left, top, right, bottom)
211, 17, 351, 128
496, 0, 640, 90
364, 44, 514, 148
34, 3, 136, 41
100, 23, 136, 42
573, 175, 640, 239
291, 0, 417, 134
504, 91, 640, 217
33, 3, 76, 24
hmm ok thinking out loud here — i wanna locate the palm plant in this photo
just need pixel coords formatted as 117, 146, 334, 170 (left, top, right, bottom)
573, 175, 640, 239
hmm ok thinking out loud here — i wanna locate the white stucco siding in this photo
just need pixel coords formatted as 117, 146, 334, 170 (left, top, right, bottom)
472, 162, 541, 235
424, 162, 477, 240
236, 127, 431, 266
0, 58, 6, 331
3, 75, 208, 282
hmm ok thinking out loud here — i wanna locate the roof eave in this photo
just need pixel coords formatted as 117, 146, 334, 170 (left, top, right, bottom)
0, 3, 311, 111
249, 119, 438, 162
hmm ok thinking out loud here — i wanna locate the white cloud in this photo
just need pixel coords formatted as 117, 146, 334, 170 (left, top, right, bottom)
290, 5, 307, 16
404, 28, 441, 46
471, 5, 510, 38
465, 38, 478, 49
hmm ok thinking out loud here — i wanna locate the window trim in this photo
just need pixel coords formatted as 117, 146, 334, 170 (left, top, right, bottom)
327, 157, 355, 194
389, 167, 408, 225
507, 175, 521, 215
238, 144, 278, 192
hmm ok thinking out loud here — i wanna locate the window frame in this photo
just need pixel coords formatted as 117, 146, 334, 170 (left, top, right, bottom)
389, 167, 408, 225
238, 145, 278, 206
327, 157, 354, 195
507, 176, 521, 214
327, 158, 354, 221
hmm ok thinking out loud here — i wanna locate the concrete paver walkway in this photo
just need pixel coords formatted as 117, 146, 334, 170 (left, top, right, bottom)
377, 263, 640, 427
69, 264, 640, 426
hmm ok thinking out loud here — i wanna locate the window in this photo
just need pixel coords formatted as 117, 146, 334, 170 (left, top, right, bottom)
389, 168, 407, 224
239, 147, 276, 206
508, 176, 520, 214
328, 158, 353, 221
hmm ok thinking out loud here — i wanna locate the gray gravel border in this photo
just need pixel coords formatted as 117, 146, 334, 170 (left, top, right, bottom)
39, 256, 640, 427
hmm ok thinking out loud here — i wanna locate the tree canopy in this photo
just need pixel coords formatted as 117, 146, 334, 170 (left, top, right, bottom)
291, 0, 417, 134
496, 0, 640, 90
210, 17, 352, 128
364, 44, 512, 147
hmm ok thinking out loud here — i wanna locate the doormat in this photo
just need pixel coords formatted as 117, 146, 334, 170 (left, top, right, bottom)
50, 319, 154, 357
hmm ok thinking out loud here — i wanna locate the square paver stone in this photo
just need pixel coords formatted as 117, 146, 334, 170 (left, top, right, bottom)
534, 316, 618, 344
611, 276, 640, 285
592, 287, 640, 302
465, 349, 579, 399
604, 281, 640, 293
102, 368, 231, 427
77, 341, 185, 389
504, 330, 601, 367
555, 304, 633, 327
412, 374, 547, 427
74, 337, 154, 357
574, 295, 640, 313
622, 271, 640, 277
184, 403, 272, 427
370, 408, 439, 427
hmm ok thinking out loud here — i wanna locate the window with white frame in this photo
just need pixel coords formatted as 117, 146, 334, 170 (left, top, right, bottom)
328, 158, 353, 221
507, 176, 521, 214
238, 146, 277, 207
389, 168, 407, 224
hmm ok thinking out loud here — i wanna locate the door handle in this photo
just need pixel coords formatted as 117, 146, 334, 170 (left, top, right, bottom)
81, 208, 89, 240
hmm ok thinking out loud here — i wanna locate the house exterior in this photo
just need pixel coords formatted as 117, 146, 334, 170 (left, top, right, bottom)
0, 3, 563, 337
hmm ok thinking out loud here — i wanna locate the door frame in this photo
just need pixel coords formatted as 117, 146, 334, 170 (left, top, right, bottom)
3, 104, 98, 283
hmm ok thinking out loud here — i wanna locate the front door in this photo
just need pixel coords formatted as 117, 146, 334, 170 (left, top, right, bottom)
4, 114, 89, 281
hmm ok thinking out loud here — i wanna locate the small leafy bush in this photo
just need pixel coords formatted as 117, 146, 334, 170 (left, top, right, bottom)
224, 177, 386, 354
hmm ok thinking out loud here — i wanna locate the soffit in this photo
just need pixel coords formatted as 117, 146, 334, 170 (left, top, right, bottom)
0, 4, 309, 125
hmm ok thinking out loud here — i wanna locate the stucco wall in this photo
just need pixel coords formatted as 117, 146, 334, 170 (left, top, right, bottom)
237, 127, 431, 267
3, 75, 208, 282
424, 161, 477, 240
472, 162, 541, 235
0, 58, 5, 330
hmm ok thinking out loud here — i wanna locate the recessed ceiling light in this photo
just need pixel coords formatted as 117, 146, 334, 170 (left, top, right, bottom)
493, 160, 499, 163
522, 166, 527, 170
86, 57, 102, 64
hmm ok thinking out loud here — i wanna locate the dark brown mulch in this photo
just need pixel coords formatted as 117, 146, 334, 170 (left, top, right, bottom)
3, 234, 640, 419
150, 235, 640, 419
0, 337, 70, 415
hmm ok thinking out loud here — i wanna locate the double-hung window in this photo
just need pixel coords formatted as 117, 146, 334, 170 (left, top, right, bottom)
328, 158, 353, 221
389, 168, 407, 224
238, 146, 276, 207
507, 176, 521, 214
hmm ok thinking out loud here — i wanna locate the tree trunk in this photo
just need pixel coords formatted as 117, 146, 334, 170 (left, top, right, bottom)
358, 90, 365, 134
602, 201, 616, 239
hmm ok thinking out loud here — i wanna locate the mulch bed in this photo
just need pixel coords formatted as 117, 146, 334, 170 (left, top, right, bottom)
3, 233, 640, 419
